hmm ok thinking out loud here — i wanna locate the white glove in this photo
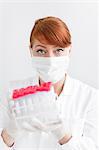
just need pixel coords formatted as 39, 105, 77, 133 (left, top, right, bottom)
33, 88, 71, 141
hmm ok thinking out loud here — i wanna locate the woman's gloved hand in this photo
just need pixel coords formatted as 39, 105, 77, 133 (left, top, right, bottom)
31, 86, 72, 142
50, 121, 72, 144
25, 86, 71, 142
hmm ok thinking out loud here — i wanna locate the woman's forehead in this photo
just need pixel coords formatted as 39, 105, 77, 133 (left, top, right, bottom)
32, 39, 63, 49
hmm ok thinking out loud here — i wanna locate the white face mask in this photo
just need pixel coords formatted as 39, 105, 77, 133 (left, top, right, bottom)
31, 56, 70, 83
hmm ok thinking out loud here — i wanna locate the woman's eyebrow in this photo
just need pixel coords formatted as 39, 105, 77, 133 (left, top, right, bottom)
35, 45, 46, 48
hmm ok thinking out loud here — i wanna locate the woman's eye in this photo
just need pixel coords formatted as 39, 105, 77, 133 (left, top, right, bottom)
36, 49, 46, 54
56, 49, 64, 53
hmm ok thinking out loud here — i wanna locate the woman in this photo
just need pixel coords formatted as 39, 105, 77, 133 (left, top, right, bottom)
0, 16, 98, 150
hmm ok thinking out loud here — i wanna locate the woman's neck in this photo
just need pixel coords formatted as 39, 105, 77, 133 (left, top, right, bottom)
39, 75, 66, 96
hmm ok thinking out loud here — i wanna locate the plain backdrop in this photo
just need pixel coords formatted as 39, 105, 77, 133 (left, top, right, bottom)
0, 1, 99, 149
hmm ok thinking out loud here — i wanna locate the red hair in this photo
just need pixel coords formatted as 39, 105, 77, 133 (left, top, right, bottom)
30, 16, 71, 48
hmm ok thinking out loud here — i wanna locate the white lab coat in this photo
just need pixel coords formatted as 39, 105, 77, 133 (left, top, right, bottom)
0, 74, 98, 150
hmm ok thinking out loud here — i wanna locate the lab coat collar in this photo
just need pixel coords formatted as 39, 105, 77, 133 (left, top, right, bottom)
61, 74, 73, 96
33, 74, 73, 96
